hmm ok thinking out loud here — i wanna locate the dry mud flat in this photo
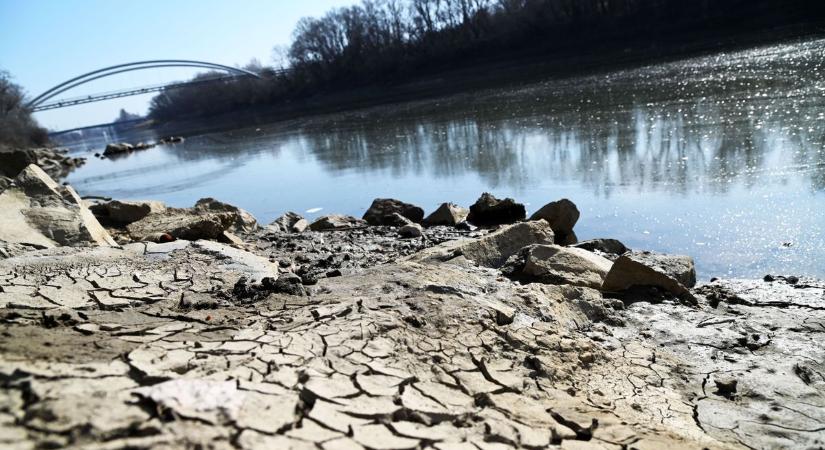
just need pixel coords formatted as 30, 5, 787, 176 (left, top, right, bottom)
1, 226, 823, 450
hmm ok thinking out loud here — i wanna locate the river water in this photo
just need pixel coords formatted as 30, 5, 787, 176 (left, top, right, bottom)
65, 39, 825, 280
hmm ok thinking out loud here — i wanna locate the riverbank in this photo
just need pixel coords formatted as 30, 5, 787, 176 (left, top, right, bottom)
0, 164, 822, 449
144, 25, 825, 138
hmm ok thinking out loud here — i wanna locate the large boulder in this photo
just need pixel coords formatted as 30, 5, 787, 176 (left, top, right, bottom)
126, 211, 237, 242
601, 251, 697, 302
269, 212, 308, 233
409, 220, 554, 268
0, 165, 116, 248
504, 244, 613, 289
194, 198, 258, 233
423, 203, 469, 227
362, 198, 425, 225
467, 193, 526, 226
90, 200, 166, 225
309, 214, 366, 231
529, 199, 580, 245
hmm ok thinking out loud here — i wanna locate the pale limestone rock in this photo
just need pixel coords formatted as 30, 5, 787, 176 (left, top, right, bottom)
516, 244, 613, 289
409, 220, 554, 268
0, 165, 116, 248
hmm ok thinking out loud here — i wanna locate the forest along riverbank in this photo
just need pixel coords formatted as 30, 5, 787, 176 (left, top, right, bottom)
0, 163, 823, 450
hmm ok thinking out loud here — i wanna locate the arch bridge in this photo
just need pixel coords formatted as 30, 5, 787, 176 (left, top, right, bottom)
27, 60, 265, 112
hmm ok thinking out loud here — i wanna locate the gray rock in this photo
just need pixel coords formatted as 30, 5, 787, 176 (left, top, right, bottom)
410, 220, 554, 268
0, 165, 116, 248
399, 223, 423, 238
270, 212, 307, 233
194, 197, 258, 233
602, 251, 697, 302
102, 143, 133, 156
467, 193, 526, 226
387, 212, 415, 227
529, 199, 580, 245
127, 211, 237, 241
89, 199, 166, 225
506, 244, 613, 289
572, 238, 628, 257
309, 214, 367, 231
362, 198, 425, 225
423, 203, 469, 227
292, 219, 309, 233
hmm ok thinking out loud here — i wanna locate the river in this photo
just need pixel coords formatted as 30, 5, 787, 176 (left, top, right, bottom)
64, 39, 825, 280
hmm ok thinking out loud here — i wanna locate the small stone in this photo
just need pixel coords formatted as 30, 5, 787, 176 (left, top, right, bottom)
398, 223, 423, 238
270, 212, 306, 233
714, 377, 738, 399
309, 214, 366, 231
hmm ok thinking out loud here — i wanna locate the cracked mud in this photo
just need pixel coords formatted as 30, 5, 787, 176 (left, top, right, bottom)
1, 228, 823, 450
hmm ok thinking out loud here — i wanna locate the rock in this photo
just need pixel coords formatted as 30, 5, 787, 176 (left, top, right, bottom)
102, 143, 133, 156
0, 165, 116, 248
601, 251, 697, 303
127, 211, 237, 241
529, 199, 580, 245
384, 212, 414, 227
219, 231, 244, 246
89, 199, 166, 225
423, 203, 469, 227
194, 198, 258, 233
558, 229, 578, 246
714, 376, 738, 399
572, 238, 628, 258
0, 175, 11, 193
467, 193, 526, 226
362, 198, 425, 225
309, 214, 366, 231
399, 223, 423, 238
504, 244, 613, 289
270, 212, 307, 233
410, 220, 554, 268
263, 273, 306, 296
0, 146, 85, 179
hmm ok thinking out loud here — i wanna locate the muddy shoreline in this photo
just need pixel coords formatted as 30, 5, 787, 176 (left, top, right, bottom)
0, 165, 823, 449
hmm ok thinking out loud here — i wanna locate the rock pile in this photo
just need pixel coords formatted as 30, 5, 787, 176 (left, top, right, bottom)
0, 146, 85, 181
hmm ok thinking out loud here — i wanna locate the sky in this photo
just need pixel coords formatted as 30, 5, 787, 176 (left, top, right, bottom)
0, 0, 357, 130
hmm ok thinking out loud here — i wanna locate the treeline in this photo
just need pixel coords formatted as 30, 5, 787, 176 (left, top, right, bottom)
149, 0, 825, 121
0, 71, 49, 148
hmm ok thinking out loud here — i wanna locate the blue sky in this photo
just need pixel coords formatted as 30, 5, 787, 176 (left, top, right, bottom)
0, 0, 357, 130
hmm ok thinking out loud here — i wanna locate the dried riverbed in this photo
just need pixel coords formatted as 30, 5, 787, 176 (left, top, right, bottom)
0, 165, 823, 450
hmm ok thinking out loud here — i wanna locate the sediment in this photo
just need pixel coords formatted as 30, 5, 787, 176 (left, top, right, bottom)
0, 167, 822, 450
